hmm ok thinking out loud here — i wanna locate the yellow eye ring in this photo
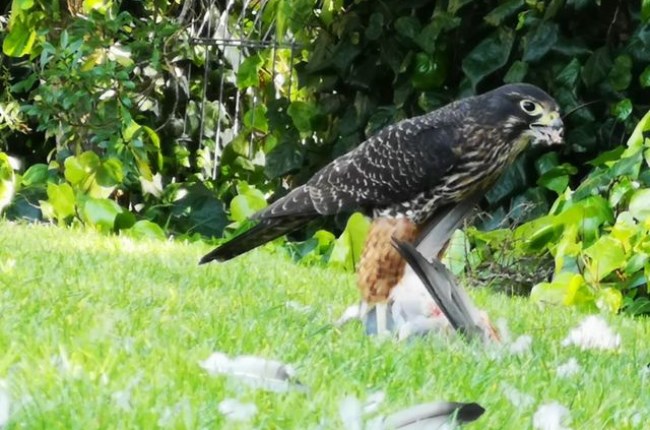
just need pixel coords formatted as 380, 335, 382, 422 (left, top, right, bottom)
520, 100, 542, 116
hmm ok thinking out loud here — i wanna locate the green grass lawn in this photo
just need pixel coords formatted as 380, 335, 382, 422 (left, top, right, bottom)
1, 221, 649, 429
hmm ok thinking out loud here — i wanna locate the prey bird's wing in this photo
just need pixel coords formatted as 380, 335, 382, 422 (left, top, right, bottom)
392, 239, 486, 341
414, 192, 481, 257
201, 112, 465, 263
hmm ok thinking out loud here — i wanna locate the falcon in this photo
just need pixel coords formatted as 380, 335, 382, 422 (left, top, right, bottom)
200, 83, 563, 333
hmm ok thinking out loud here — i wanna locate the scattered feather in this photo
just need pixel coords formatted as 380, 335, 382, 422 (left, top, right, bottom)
51, 347, 83, 378
111, 374, 142, 412
364, 391, 386, 415
218, 398, 258, 422
532, 402, 572, 430
562, 316, 621, 351
285, 300, 312, 314
509, 335, 533, 356
111, 389, 131, 412
495, 318, 512, 343
556, 358, 581, 378
339, 396, 363, 430
397, 317, 451, 341
199, 352, 306, 393
157, 398, 191, 428
501, 383, 535, 409
641, 364, 650, 381
0, 380, 9, 427
336, 303, 366, 327
383, 401, 485, 429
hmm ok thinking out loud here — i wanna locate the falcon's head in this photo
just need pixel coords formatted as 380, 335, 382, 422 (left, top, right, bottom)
482, 83, 564, 148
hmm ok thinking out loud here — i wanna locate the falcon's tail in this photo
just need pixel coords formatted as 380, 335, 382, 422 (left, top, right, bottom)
392, 238, 494, 342
199, 216, 311, 264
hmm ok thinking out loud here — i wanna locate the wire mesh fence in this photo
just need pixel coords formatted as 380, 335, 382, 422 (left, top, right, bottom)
185, 0, 299, 181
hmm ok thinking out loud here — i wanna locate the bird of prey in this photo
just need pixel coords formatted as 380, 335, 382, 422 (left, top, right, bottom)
200, 83, 563, 332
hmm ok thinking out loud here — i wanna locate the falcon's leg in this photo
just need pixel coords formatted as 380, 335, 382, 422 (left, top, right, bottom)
357, 217, 419, 335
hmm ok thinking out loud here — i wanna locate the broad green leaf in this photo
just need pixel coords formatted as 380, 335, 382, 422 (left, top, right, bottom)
503, 60, 528, 84
560, 196, 614, 244
485, 158, 527, 204
243, 104, 269, 133
229, 189, 267, 222
394, 16, 421, 41
624, 110, 650, 155
142, 126, 163, 170
2, 18, 36, 57
625, 252, 648, 275
629, 189, 650, 221
555, 58, 581, 88
0, 153, 16, 213
45, 182, 75, 222
531, 273, 590, 307
611, 99, 633, 121
64, 152, 100, 185
515, 215, 563, 251
123, 120, 141, 142
554, 224, 580, 273
64, 152, 120, 198
83, 0, 111, 13
584, 236, 626, 281
264, 141, 304, 179
640, 66, 650, 88
236, 54, 264, 89
365, 12, 384, 40
537, 163, 577, 194
581, 47, 612, 87
21, 163, 49, 186
608, 55, 632, 91
287, 101, 318, 133
313, 230, 336, 252
171, 183, 228, 237
535, 152, 559, 175
609, 177, 635, 207
523, 21, 559, 62
114, 211, 136, 231
442, 229, 471, 275
416, 12, 460, 54
125, 220, 166, 240
274, 0, 291, 39
595, 287, 623, 313
484, 0, 523, 26
329, 212, 370, 272
82, 197, 123, 232
96, 158, 124, 187
462, 28, 515, 90
643, 0, 650, 23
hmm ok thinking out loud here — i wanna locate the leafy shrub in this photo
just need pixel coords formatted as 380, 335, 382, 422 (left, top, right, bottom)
465, 112, 650, 315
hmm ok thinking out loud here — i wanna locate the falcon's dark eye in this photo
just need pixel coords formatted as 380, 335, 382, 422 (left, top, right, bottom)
519, 100, 542, 115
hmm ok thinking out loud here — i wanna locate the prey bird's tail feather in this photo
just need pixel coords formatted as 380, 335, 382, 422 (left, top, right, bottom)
199, 216, 311, 264
392, 238, 487, 341
383, 401, 485, 428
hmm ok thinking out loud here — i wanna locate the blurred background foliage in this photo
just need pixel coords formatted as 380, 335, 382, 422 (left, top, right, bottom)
2, 0, 650, 313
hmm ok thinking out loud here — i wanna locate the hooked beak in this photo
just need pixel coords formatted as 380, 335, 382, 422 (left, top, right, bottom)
529, 112, 564, 146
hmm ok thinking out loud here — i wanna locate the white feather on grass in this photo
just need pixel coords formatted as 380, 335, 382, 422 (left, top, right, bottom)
199, 352, 306, 393
556, 358, 581, 378
0, 380, 9, 428
501, 383, 535, 409
561, 316, 621, 351
532, 402, 572, 430
218, 398, 258, 422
